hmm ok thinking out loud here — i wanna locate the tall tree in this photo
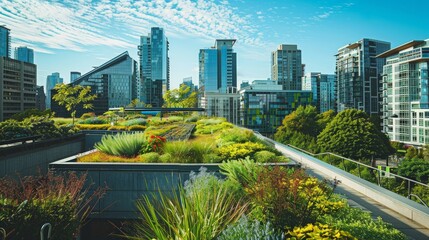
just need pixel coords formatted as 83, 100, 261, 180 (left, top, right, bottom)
163, 85, 197, 108
53, 84, 97, 124
317, 109, 394, 160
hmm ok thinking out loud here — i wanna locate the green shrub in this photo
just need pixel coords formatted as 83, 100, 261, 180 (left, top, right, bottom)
0, 120, 31, 140
162, 141, 214, 163
76, 124, 111, 130
203, 153, 223, 163
218, 142, 267, 161
254, 150, 278, 163
184, 114, 199, 122
159, 153, 172, 163
95, 132, 146, 158
217, 128, 257, 146
220, 158, 264, 190
10, 108, 53, 121
286, 223, 356, 240
79, 117, 108, 124
108, 125, 128, 131
140, 152, 161, 163
127, 125, 147, 131
80, 112, 95, 119
23, 116, 62, 140
121, 118, 147, 126
218, 215, 284, 240
195, 118, 233, 134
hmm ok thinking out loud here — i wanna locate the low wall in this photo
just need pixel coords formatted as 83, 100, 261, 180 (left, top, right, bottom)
0, 134, 85, 177
260, 135, 429, 229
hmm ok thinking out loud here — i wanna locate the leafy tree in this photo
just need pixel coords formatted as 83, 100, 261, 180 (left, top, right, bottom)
317, 109, 394, 160
398, 158, 429, 183
316, 110, 336, 131
53, 84, 97, 124
163, 85, 197, 108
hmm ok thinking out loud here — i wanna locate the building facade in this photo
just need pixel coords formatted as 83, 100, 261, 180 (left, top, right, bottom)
138, 27, 170, 107
302, 72, 336, 113
35, 85, 46, 111
0, 57, 37, 121
45, 72, 63, 109
14, 46, 34, 64
271, 44, 303, 90
240, 80, 313, 134
336, 39, 390, 115
200, 90, 240, 125
379, 39, 429, 145
52, 52, 138, 117
70, 71, 81, 83
0, 25, 10, 58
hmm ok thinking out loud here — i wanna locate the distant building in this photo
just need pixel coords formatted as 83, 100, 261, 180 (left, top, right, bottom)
336, 38, 390, 115
70, 71, 81, 83
14, 46, 34, 64
0, 57, 37, 121
271, 44, 303, 90
181, 77, 198, 92
199, 39, 237, 93
379, 39, 429, 145
35, 85, 46, 111
138, 27, 170, 107
45, 72, 63, 109
0, 25, 10, 58
52, 52, 138, 117
302, 72, 336, 113
201, 88, 240, 125
239, 80, 313, 134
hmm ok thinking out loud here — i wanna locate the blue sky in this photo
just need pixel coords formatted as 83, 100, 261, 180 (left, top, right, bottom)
1, 0, 428, 90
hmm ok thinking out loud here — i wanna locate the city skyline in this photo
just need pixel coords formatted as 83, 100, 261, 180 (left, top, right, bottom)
0, 0, 428, 89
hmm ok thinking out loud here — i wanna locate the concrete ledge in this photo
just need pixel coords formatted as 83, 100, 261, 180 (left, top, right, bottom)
258, 135, 429, 229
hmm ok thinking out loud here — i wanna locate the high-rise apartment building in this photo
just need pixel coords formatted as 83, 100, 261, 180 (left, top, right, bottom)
336, 39, 390, 115
379, 39, 429, 145
199, 39, 237, 93
302, 72, 336, 113
0, 25, 11, 58
0, 57, 37, 121
138, 27, 170, 107
271, 44, 303, 90
70, 71, 81, 83
52, 52, 138, 117
35, 85, 46, 111
14, 46, 34, 64
45, 72, 63, 109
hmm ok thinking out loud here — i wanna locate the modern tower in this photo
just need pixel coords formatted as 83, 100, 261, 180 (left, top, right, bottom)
138, 27, 170, 107
199, 39, 237, 93
14, 46, 34, 64
271, 44, 303, 90
70, 71, 81, 83
379, 39, 429, 145
302, 72, 336, 113
0, 25, 11, 58
336, 39, 390, 115
45, 72, 63, 109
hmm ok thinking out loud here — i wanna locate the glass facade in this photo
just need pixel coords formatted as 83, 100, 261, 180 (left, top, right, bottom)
302, 72, 336, 113
138, 27, 169, 107
336, 39, 390, 115
45, 72, 63, 109
199, 48, 218, 92
0, 26, 10, 58
381, 40, 429, 145
271, 44, 302, 90
14, 46, 34, 64
70, 71, 81, 83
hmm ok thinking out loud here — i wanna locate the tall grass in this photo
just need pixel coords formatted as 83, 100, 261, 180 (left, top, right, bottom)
162, 141, 214, 163
126, 169, 247, 240
94, 132, 146, 158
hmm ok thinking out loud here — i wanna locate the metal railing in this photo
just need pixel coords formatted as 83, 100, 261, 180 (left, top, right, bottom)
286, 144, 429, 207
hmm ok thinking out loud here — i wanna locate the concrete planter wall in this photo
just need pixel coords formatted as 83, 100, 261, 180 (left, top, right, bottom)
49, 151, 299, 220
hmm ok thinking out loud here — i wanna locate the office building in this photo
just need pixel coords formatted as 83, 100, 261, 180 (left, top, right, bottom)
181, 77, 197, 92
138, 27, 170, 107
302, 72, 336, 113
70, 71, 81, 83
14, 46, 34, 64
200, 89, 240, 125
0, 57, 37, 121
239, 80, 313, 134
35, 85, 46, 111
45, 72, 63, 109
271, 44, 303, 90
336, 39, 390, 115
379, 39, 429, 145
199, 39, 237, 93
51, 52, 138, 117
0, 25, 11, 58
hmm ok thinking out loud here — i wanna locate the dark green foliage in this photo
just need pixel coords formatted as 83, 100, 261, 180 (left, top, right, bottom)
398, 158, 429, 183
317, 109, 394, 160
78, 117, 108, 124
0, 120, 31, 140
80, 112, 95, 119
10, 108, 53, 121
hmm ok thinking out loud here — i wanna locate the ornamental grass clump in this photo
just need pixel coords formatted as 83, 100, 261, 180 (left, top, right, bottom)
95, 132, 146, 158
162, 141, 214, 163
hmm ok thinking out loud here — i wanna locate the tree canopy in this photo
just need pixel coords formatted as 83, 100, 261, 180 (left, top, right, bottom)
317, 109, 394, 160
53, 84, 97, 124
163, 85, 197, 108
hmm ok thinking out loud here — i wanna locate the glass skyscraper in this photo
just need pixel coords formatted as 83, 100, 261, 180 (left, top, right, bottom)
14, 46, 34, 64
302, 72, 336, 113
0, 25, 11, 58
45, 72, 63, 109
271, 44, 303, 90
138, 27, 170, 107
380, 39, 429, 145
336, 39, 390, 115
